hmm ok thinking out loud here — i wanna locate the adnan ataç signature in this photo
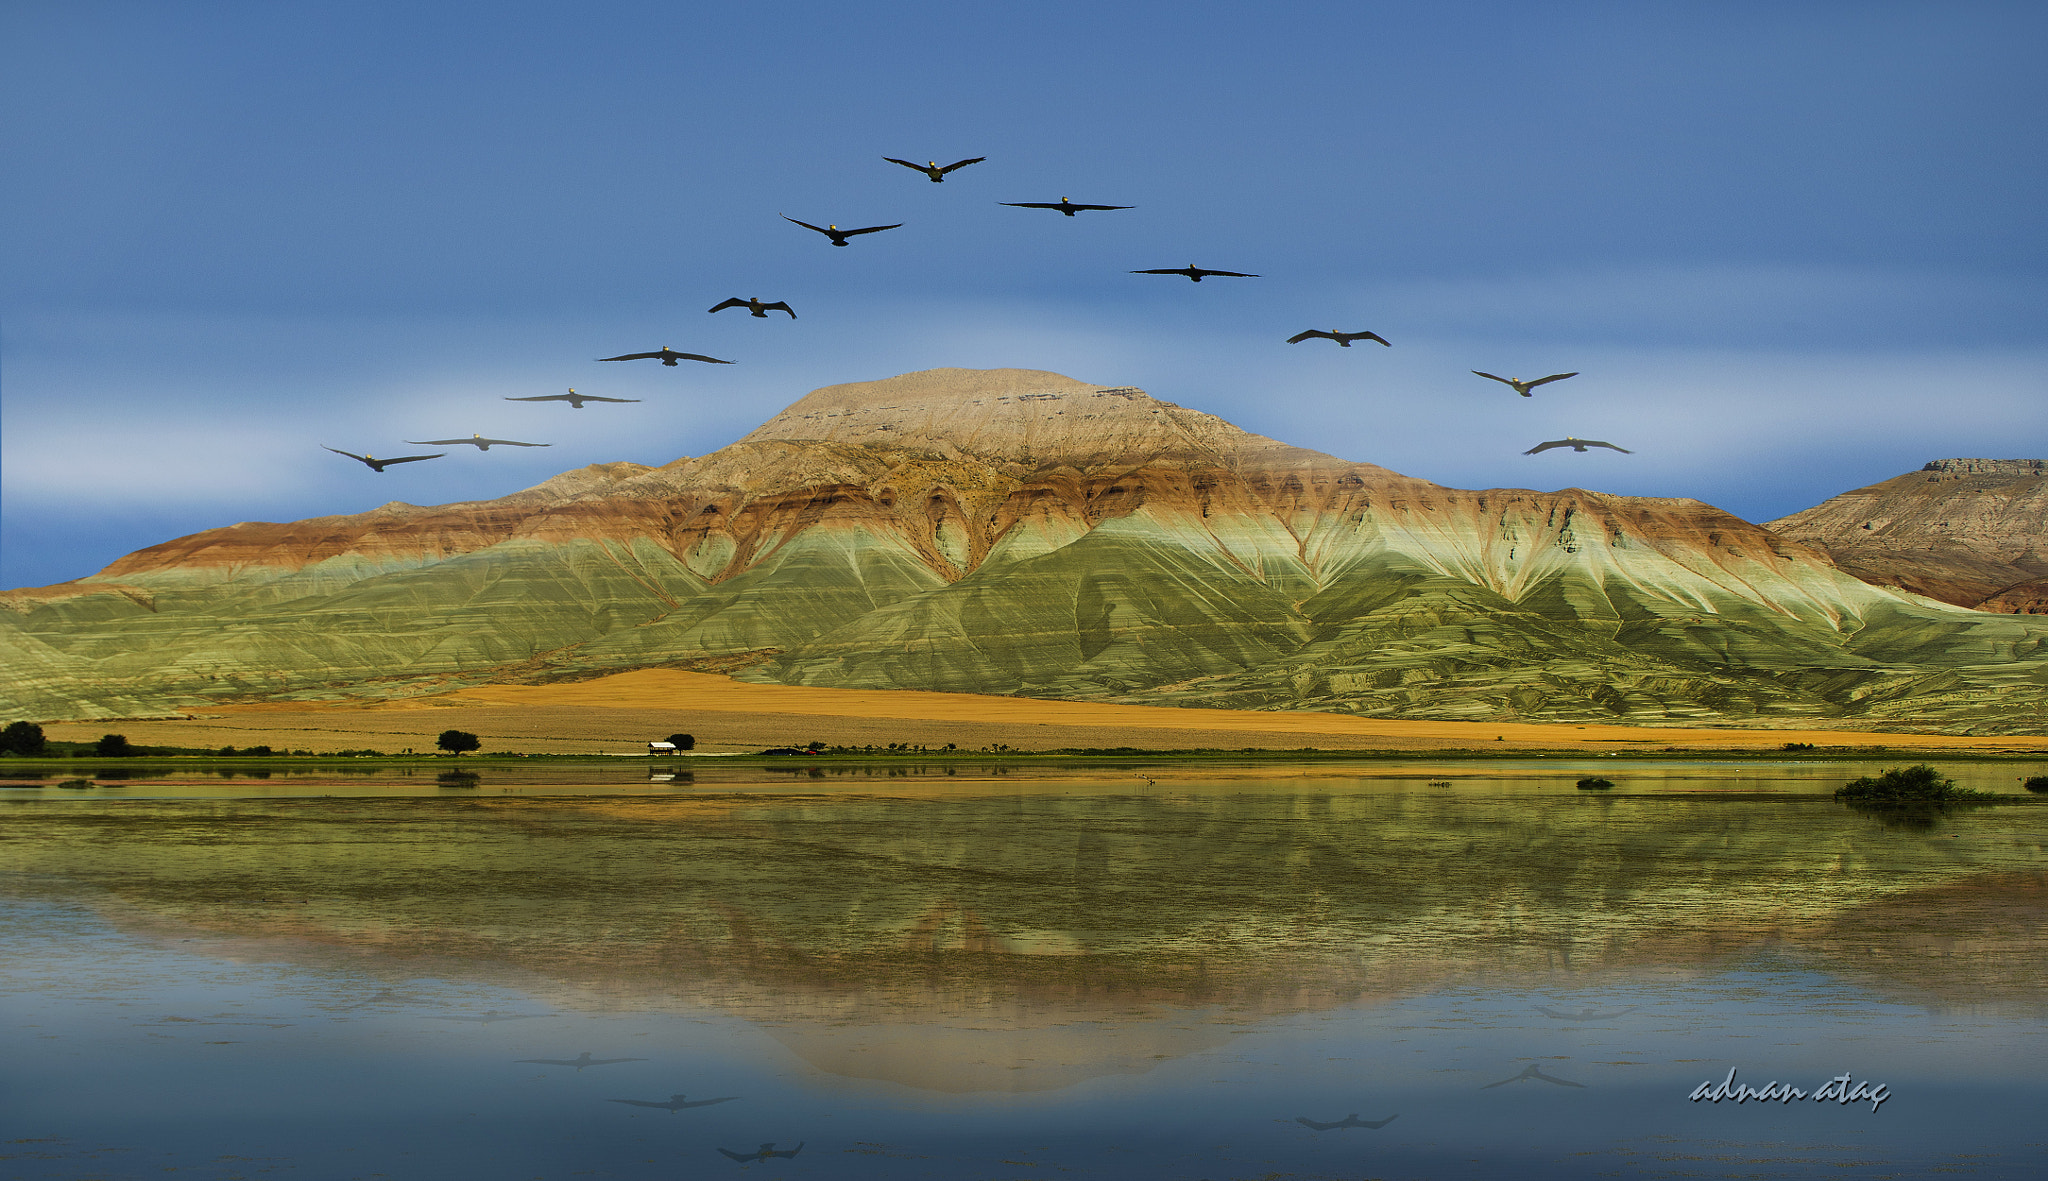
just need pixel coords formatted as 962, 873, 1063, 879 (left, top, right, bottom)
1689, 1068, 1890, 1112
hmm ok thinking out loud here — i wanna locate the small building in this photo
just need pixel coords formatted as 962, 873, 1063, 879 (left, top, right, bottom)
647, 741, 678, 755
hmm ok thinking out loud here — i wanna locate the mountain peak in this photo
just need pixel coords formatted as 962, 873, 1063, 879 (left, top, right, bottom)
733, 367, 1341, 471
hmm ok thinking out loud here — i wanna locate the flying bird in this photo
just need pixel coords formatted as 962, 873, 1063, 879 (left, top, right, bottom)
1473, 370, 1578, 396
999, 196, 1134, 216
883, 156, 985, 182
597, 347, 735, 366
780, 215, 903, 246
610, 1094, 739, 1112
709, 296, 796, 319
505, 389, 640, 409
405, 434, 550, 451
323, 447, 443, 473
1130, 264, 1259, 282
1537, 1005, 1638, 1021
516, 1052, 649, 1071
1297, 1113, 1400, 1131
718, 1143, 803, 1163
1524, 437, 1632, 455
1482, 1063, 1586, 1089
1287, 329, 1391, 347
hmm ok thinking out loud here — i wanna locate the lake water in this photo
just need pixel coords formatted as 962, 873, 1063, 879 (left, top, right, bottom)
4, 759, 2045, 1179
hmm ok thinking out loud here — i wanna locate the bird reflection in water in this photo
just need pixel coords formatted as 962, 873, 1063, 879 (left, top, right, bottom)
1482, 1063, 1586, 1089
611, 1093, 739, 1112
1535, 1005, 1637, 1021
719, 1142, 803, 1163
1297, 1112, 1399, 1130
426, 1009, 552, 1024
516, 1051, 649, 1071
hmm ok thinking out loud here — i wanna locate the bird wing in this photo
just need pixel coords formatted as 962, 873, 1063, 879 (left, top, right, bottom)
597, 352, 661, 362
1296, 1117, 1338, 1130
717, 1149, 754, 1162
1130, 268, 1187, 275
999, 202, 1061, 209
323, 446, 371, 463
404, 438, 472, 446
1536, 1006, 1569, 1018
780, 214, 832, 235
610, 1099, 664, 1109
840, 223, 904, 236
1472, 371, 1514, 385
671, 352, 735, 364
762, 301, 796, 318
1287, 330, 1334, 343
1362, 1115, 1399, 1128
707, 298, 748, 313
1070, 203, 1134, 210
380, 454, 445, 465
1194, 268, 1257, 277
1352, 331, 1392, 346
1527, 372, 1579, 387
503, 395, 566, 402
767, 1145, 803, 1159
680, 1096, 740, 1107
1480, 1076, 1521, 1089
1588, 440, 1632, 453
1523, 440, 1568, 454
938, 157, 986, 173
1535, 1071, 1586, 1088
516, 1058, 574, 1065
497, 440, 551, 447
587, 1057, 646, 1064
882, 157, 926, 172
1590, 1007, 1638, 1018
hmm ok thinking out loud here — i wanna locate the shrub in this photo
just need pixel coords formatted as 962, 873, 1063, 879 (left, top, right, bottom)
56, 778, 94, 790
436, 729, 481, 756
2023, 776, 2048, 794
95, 734, 133, 757
1835, 764, 1968, 804
1, 721, 47, 756
1782, 742, 1815, 752
665, 733, 695, 751
1576, 776, 1614, 790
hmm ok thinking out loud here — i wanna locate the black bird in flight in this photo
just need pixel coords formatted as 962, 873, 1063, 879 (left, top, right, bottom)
323, 447, 444, 473
1000, 196, 1135, 216
1524, 437, 1632, 455
1131, 264, 1259, 282
1288, 329, 1391, 347
709, 296, 796, 319
1536, 1005, 1638, 1021
405, 434, 550, 451
1482, 1063, 1586, 1089
883, 156, 985, 182
505, 389, 640, 409
718, 1143, 803, 1163
1297, 1113, 1400, 1130
610, 1093, 739, 1113
597, 346, 735, 366
1473, 370, 1578, 397
781, 215, 903, 246
516, 1051, 649, 1071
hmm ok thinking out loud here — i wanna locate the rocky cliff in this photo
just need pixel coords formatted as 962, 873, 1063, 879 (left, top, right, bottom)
1765, 459, 2048, 610
8, 369, 2048, 728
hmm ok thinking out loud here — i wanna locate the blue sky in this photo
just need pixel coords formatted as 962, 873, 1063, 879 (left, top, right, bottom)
4, 0, 2043, 589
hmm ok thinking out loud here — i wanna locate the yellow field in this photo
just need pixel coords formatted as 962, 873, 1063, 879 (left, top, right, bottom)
37, 669, 2048, 755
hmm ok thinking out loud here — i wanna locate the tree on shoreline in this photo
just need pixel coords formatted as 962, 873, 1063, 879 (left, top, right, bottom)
437, 729, 481, 756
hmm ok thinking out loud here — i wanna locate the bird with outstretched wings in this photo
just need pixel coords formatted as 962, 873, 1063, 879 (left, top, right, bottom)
596, 346, 734, 366
781, 215, 903, 246
1287, 329, 1391, 347
609, 1093, 738, 1112
1524, 437, 1632, 455
708, 297, 796, 319
883, 156, 985, 181
1130, 264, 1259, 282
1473, 370, 1578, 396
505, 389, 639, 409
718, 1142, 803, 1162
515, 1051, 648, 1071
405, 434, 549, 451
323, 447, 444, 473
1297, 1113, 1399, 1130
1482, 1063, 1586, 1089
999, 197, 1134, 216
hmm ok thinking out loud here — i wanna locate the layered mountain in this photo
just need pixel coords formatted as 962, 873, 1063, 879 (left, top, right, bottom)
1765, 459, 2048, 610
7, 368, 2048, 728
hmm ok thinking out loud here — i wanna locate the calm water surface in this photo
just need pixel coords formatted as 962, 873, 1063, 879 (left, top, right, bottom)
3, 759, 2045, 1179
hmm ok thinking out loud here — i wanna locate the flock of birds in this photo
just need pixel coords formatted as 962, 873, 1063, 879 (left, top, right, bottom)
324, 153, 1630, 473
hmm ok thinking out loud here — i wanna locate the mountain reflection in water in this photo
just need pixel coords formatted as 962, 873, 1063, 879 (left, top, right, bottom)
3, 772, 2045, 1179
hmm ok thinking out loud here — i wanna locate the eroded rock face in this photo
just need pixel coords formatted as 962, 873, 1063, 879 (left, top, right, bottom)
1765, 459, 2048, 610
8, 369, 2048, 725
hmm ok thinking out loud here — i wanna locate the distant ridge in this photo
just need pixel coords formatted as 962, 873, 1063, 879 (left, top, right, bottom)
6, 370, 2048, 729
